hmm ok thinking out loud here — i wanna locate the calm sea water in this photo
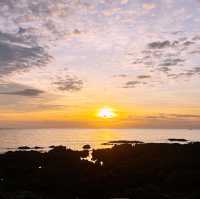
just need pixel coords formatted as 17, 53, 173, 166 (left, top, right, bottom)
0, 128, 200, 153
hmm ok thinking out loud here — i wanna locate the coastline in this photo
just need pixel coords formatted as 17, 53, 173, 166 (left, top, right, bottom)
1, 128, 200, 153
1, 142, 200, 198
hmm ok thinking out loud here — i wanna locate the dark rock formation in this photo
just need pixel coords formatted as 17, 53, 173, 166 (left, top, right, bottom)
1, 143, 200, 198
102, 140, 144, 145
168, 138, 188, 142
18, 146, 31, 150
82, 144, 91, 149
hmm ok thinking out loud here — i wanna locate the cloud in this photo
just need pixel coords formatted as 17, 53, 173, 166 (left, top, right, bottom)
54, 76, 83, 92
183, 41, 195, 46
148, 41, 171, 49
0, 32, 50, 76
137, 75, 151, 79
145, 113, 200, 120
158, 67, 171, 73
0, 81, 45, 97
123, 80, 142, 88
142, 113, 200, 128
129, 35, 200, 83
127, 35, 200, 87
0, 88, 44, 96
0, 103, 67, 113
147, 38, 196, 51
190, 49, 200, 54
0, 0, 88, 44
170, 114, 200, 119
121, 74, 151, 88
113, 74, 128, 78
192, 35, 200, 41
167, 67, 200, 79
123, 75, 151, 88
73, 29, 81, 35
159, 58, 184, 66
123, 113, 200, 128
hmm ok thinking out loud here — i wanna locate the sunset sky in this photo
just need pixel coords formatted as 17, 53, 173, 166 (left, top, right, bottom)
0, 0, 200, 128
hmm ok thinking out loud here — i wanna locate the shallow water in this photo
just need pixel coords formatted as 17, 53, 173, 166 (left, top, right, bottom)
0, 128, 200, 153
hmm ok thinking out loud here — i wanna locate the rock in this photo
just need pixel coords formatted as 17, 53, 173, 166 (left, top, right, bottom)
18, 146, 31, 150
1, 142, 200, 198
33, 146, 43, 149
102, 142, 113, 145
15, 191, 37, 199
168, 138, 188, 142
83, 144, 91, 149
102, 140, 144, 145
49, 145, 67, 153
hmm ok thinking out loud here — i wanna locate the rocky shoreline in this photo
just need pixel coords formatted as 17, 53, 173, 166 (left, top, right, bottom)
0, 142, 200, 198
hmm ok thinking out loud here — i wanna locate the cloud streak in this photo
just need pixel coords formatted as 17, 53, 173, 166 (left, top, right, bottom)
0, 88, 44, 97
123, 80, 146, 88
0, 32, 50, 76
53, 76, 83, 92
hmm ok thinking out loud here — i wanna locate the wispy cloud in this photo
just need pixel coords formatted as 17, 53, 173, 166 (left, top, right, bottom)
124, 113, 200, 128
113, 74, 128, 78
0, 32, 50, 76
148, 41, 174, 49
0, 88, 44, 97
145, 113, 200, 121
137, 75, 151, 79
123, 80, 145, 88
53, 76, 83, 92
159, 58, 184, 67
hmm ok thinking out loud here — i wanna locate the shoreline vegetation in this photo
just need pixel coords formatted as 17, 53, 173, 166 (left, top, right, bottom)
0, 141, 200, 198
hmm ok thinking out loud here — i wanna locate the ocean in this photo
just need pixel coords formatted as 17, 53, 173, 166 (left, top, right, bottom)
0, 128, 200, 153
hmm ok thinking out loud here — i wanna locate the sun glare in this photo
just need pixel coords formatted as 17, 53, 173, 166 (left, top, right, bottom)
98, 108, 116, 118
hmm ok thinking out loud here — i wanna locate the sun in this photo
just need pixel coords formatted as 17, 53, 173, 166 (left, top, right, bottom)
98, 107, 116, 118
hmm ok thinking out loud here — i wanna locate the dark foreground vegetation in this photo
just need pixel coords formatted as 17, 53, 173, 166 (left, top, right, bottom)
0, 143, 200, 199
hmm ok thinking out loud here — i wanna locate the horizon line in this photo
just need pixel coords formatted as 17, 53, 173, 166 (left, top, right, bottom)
0, 127, 198, 130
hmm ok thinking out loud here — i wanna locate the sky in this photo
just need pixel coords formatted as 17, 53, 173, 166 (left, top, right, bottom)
0, 0, 200, 128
